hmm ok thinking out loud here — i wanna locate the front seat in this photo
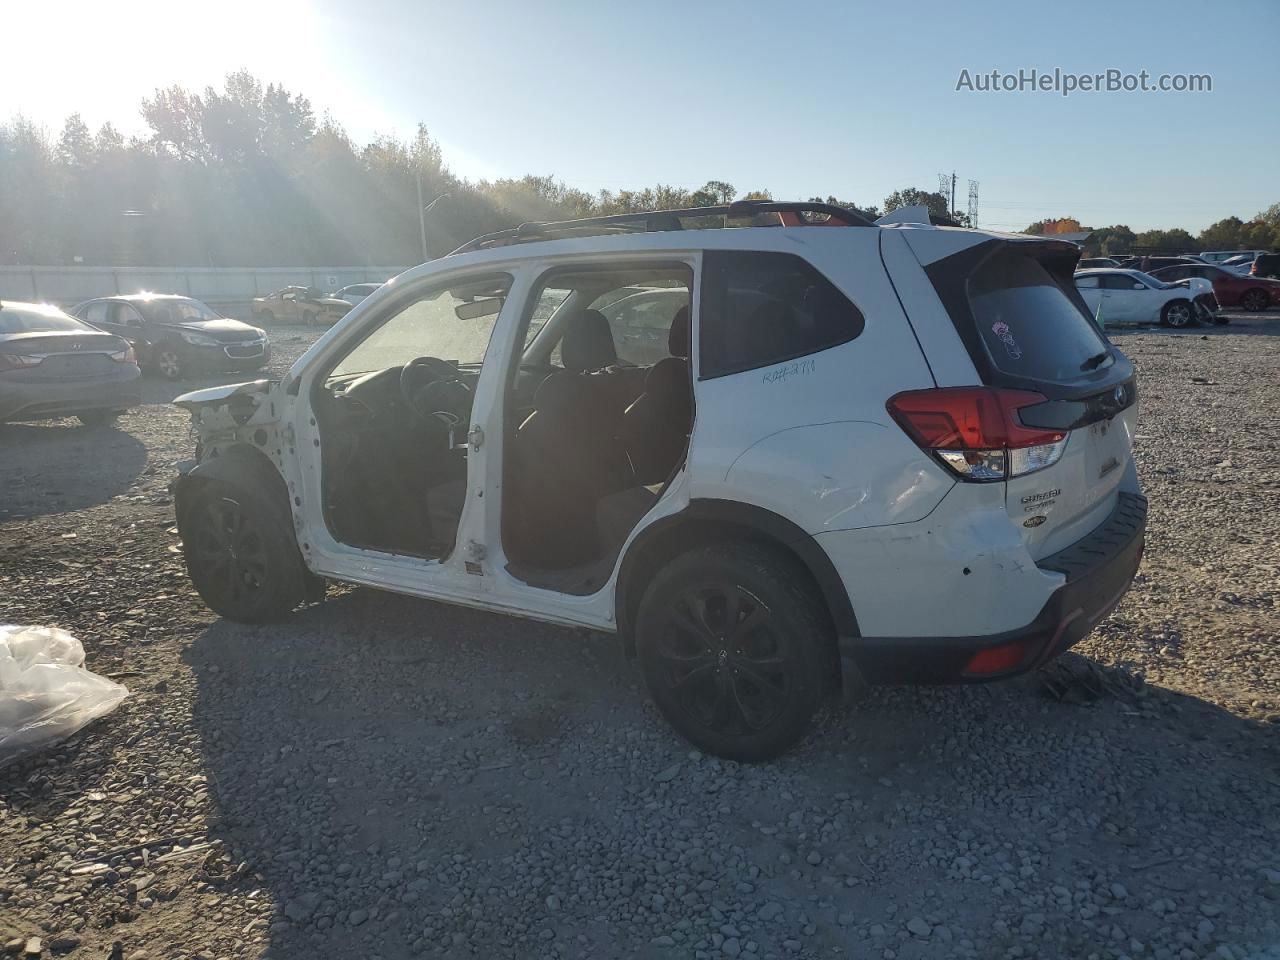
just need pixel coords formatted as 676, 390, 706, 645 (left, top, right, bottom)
560, 309, 618, 372
618, 306, 693, 485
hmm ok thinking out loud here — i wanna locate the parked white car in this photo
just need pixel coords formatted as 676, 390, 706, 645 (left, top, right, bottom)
1074, 268, 1215, 327
171, 201, 1146, 760
1200, 249, 1266, 265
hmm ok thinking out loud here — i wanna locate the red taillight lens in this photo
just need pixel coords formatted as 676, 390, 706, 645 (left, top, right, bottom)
111, 344, 137, 365
887, 387, 1068, 482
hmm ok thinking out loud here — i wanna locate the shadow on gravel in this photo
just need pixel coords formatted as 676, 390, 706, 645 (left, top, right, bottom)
184, 588, 635, 958
182, 590, 1279, 959
0, 420, 147, 520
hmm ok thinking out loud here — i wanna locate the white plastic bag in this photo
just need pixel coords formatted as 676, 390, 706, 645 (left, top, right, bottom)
0, 625, 129, 766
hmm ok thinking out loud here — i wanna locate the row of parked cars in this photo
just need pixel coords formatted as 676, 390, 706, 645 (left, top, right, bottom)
0, 283, 385, 426
1077, 251, 1280, 314
1074, 249, 1280, 327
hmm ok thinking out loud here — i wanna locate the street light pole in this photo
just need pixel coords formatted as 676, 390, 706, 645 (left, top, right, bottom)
416, 168, 427, 264
416, 183, 449, 263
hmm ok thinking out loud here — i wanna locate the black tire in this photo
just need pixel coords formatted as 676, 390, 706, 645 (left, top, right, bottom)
154, 346, 184, 380
302, 311, 316, 327
636, 542, 834, 762
177, 476, 308, 622
253, 309, 270, 325
1162, 300, 1194, 328
1241, 289, 1270, 312
77, 410, 119, 428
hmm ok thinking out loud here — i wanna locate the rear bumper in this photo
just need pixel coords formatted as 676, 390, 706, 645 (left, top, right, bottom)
840, 491, 1147, 685
0, 367, 142, 422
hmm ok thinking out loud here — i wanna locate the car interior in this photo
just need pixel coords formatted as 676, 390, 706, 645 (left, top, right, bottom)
309, 264, 695, 588
504, 264, 694, 592
311, 275, 510, 557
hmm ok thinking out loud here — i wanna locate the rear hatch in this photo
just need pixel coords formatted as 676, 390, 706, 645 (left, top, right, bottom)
905, 237, 1137, 560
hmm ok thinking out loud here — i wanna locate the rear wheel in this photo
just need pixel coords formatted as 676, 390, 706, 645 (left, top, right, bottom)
178, 477, 307, 622
1241, 288, 1270, 312
636, 543, 833, 762
77, 410, 119, 428
1162, 300, 1194, 328
154, 347, 184, 379
302, 310, 316, 327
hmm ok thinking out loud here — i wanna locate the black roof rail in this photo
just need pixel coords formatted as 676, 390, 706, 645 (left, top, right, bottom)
447, 200, 876, 256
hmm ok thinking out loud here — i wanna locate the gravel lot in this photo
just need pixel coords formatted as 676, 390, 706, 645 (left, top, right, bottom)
1, 315, 1277, 960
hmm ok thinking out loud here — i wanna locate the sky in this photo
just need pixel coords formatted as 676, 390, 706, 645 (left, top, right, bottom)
4, 0, 1277, 234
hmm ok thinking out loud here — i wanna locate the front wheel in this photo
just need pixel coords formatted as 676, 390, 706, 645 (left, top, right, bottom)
636, 543, 834, 762
178, 477, 308, 622
154, 347, 184, 379
1162, 300, 1194, 328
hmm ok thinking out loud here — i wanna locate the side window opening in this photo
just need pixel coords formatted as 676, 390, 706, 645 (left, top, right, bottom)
504, 262, 694, 592
311, 273, 512, 561
699, 250, 865, 379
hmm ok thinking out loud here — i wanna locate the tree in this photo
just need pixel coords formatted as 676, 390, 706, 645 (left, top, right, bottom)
1090, 225, 1136, 256
57, 114, 93, 167
883, 188, 966, 224
1025, 217, 1083, 236
689, 180, 735, 206
1134, 228, 1199, 253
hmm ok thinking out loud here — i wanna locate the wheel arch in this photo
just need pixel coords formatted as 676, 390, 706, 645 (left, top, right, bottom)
173, 442, 291, 526
615, 499, 859, 655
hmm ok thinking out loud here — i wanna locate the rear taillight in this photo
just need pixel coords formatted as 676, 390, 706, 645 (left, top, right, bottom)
111, 344, 137, 365
0, 352, 42, 372
887, 387, 1068, 482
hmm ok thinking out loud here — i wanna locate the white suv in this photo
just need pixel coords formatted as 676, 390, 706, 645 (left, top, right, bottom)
172, 201, 1146, 761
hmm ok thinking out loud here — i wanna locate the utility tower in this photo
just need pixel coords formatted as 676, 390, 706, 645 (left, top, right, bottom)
968, 180, 979, 228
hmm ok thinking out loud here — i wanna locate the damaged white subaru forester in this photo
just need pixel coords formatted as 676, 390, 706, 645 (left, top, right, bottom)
173, 200, 1146, 761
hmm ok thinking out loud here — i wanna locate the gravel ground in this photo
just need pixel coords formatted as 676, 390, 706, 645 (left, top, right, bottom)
1, 315, 1277, 960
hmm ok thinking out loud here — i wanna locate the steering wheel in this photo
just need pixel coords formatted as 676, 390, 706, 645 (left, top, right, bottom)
399, 357, 472, 435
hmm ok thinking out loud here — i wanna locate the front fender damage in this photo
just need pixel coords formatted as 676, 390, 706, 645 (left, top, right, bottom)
173, 379, 289, 472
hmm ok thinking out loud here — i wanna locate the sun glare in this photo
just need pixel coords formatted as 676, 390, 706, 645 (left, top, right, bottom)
4, 0, 320, 135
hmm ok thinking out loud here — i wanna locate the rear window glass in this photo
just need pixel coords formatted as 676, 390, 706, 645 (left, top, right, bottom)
0, 307, 91, 335
700, 251, 864, 379
968, 251, 1108, 381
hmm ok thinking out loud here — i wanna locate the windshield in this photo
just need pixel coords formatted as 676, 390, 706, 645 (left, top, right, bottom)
0, 306, 93, 335
137, 299, 223, 324
1132, 272, 1174, 290
331, 275, 511, 378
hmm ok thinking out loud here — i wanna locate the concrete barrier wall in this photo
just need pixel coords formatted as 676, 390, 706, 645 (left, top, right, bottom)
0, 266, 408, 311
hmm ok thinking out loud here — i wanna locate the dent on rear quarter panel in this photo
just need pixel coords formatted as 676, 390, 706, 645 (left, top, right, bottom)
719, 421, 953, 534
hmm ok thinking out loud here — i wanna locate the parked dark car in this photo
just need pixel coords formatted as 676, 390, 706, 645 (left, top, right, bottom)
1149, 263, 1280, 312
252, 286, 352, 326
1251, 252, 1280, 280
1112, 256, 1203, 271
1077, 257, 1120, 269
71, 294, 270, 380
0, 300, 141, 425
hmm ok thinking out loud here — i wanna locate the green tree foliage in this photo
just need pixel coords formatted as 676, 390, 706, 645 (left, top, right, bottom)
1089, 225, 1137, 256
1134, 228, 1200, 253
2, 73, 1274, 267
882, 188, 968, 225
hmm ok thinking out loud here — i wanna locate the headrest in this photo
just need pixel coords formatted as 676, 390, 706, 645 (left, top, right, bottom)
668, 305, 690, 358
560, 309, 617, 372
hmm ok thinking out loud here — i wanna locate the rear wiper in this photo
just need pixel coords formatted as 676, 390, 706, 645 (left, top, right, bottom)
1080, 350, 1110, 371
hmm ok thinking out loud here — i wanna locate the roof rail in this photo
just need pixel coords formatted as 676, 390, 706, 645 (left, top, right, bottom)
447, 200, 875, 256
